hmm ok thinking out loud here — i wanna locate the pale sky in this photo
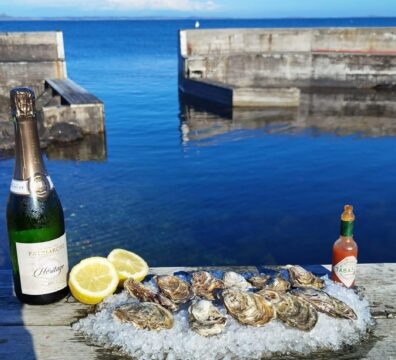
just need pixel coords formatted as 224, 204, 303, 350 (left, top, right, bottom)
0, 0, 396, 18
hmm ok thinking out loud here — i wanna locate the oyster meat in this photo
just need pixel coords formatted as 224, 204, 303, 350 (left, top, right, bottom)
188, 300, 227, 337
273, 292, 318, 331
223, 289, 275, 327
247, 275, 271, 289
112, 302, 174, 330
191, 271, 224, 300
223, 271, 253, 291
265, 274, 291, 292
155, 275, 193, 304
124, 278, 178, 311
292, 288, 357, 320
287, 265, 324, 289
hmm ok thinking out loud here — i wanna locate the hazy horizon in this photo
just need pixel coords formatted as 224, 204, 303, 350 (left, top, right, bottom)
2, 14, 396, 20
1, 0, 396, 19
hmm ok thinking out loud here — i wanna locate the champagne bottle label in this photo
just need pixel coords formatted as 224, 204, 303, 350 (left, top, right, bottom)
10, 175, 54, 197
16, 234, 68, 295
333, 256, 357, 287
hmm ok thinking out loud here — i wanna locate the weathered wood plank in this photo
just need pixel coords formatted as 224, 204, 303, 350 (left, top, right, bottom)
0, 319, 394, 360
355, 263, 396, 318
363, 318, 396, 360
0, 265, 395, 360
46, 79, 102, 105
0, 325, 124, 360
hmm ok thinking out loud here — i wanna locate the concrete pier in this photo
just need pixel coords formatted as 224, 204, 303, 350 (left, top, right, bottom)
179, 27, 396, 107
0, 31, 105, 154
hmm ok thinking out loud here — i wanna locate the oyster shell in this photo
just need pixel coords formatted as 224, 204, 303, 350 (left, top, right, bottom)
274, 292, 318, 331
188, 300, 227, 337
247, 275, 271, 289
223, 289, 275, 327
223, 271, 253, 290
124, 278, 158, 302
124, 278, 178, 311
258, 289, 283, 305
112, 302, 174, 330
158, 293, 179, 312
191, 271, 224, 300
155, 275, 193, 304
292, 288, 357, 320
265, 274, 291, 292
287, 265, 324, 289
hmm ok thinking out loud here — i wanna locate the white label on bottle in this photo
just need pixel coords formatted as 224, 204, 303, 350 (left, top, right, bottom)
10, 176, 54, 196
16, 234, 68, 295
333, 256, 357, 288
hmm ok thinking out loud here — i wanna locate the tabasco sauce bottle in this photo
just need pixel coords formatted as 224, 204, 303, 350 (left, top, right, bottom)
331, 205, 358, 288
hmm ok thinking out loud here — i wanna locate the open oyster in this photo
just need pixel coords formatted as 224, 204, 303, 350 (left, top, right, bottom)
265, 274, 291, 292
124, 278, 178, 312
112, 302, 174, 330
188, 300, 227, 337
223, 289, 275, 327
191, 271, 224, 300
158, 293, 179, 312
223, 271, 253, 291
247, 275, 271, 289
258, 289, 283, 305
287, 266, 324, 289
155, 275, 193, 304
292, 288, 357, 320
124, 278, 158, 302
273, 292, 318, 331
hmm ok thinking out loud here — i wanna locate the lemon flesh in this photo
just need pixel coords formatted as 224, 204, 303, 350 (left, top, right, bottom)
68, 257, 119, 304
107, 248, 149, 284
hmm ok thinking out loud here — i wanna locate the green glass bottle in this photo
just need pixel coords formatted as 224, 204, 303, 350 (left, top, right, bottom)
6, 88, 69, 305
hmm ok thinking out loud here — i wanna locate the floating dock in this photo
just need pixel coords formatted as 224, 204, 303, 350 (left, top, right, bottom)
0, 31, 105, 154
178, 28, 396, 107
0, 264, 394, 359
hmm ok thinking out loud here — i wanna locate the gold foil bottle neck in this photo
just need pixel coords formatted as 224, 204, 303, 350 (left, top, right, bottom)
10, 88, 36, 119
341, 205, 355, 222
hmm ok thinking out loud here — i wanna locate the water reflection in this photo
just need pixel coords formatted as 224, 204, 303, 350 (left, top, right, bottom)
45, 133, 107, 162
0, 133, 107, 162
179, 89, 396, 145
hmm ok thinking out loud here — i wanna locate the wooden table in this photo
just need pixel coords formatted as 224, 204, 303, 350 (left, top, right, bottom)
0, 264, 395, 359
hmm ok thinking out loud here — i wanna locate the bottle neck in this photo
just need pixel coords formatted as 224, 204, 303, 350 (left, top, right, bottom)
13, 116, 46, 181
340, 220, 354, 238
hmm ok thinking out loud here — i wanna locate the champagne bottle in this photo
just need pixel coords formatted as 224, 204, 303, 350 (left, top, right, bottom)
6, 88, 69, 304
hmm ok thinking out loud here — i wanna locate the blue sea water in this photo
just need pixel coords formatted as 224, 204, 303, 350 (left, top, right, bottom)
1, 18, 396, 269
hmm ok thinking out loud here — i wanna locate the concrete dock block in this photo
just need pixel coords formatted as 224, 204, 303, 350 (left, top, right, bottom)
179, 28, 396, 107
0, 31, 105, 152
41, 104, 105, 135
233, 87, 300, 107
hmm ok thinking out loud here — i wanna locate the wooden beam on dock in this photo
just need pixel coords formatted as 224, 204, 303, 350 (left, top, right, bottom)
0, 264, 394, 359
45, 79, 102, 106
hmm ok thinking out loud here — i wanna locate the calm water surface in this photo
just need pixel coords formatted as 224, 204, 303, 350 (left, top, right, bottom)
1, 18, 396, 268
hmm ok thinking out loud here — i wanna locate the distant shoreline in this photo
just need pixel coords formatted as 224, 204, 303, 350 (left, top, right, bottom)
1, 16, 396, 22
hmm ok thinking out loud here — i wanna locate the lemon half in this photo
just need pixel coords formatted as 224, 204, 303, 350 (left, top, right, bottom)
107, 248, 149, 284
68, 257, 119, 305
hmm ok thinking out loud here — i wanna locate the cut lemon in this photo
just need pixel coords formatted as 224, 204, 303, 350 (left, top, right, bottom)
107, 248, 149, 284
68, 257, 119, 305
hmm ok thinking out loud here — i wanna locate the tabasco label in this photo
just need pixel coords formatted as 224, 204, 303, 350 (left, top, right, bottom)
332, 256, 357, 288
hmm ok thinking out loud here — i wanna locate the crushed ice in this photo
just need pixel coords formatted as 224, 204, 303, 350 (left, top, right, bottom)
73, 275, 373, 360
